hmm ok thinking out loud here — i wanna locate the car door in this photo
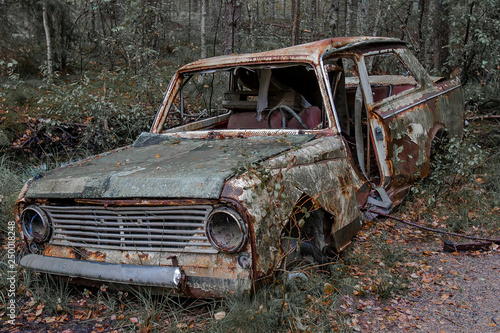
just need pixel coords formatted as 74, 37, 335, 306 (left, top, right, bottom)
359, 47, 464, 203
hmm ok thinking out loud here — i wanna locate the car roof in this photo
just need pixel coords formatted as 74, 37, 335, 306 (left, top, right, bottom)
179, 37, 406, 72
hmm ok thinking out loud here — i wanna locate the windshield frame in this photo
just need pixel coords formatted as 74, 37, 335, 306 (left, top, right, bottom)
150, 60, 339, 136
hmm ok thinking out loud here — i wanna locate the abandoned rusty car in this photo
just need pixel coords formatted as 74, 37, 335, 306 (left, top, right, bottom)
17, 37, 464, 297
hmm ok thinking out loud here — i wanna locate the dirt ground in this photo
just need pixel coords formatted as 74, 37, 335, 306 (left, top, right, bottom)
342, 233, 500, 333
401, 250, 499, 332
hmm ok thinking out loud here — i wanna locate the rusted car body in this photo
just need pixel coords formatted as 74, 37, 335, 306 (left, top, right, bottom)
16, 37, 464, 297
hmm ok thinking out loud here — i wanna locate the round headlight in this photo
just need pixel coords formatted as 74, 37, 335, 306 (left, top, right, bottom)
206, 207, 247, 253
21, 205, 51, 243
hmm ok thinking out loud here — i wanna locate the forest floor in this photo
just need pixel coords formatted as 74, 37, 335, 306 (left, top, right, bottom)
331, 223, 500, 333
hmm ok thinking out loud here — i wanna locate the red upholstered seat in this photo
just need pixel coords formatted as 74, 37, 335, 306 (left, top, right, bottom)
288, 106, 322, 129
227, 111, 285, 129
371, 86, 390, 102
390, 84, 414, 96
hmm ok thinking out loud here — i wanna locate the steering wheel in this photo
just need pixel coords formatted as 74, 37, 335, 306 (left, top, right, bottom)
267, 105, 308, 129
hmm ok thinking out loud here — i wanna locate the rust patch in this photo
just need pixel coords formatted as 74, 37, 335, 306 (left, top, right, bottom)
221, 184, 244, 202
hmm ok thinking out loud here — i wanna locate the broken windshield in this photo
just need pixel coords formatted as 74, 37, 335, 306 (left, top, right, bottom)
161, 64, 327, 132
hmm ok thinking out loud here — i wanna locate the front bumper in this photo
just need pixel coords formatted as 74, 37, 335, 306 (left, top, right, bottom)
20, 254, 184, 288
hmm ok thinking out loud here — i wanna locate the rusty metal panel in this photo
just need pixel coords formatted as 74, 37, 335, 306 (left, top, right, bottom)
42, 244, 253, 297
223, 135, 365, 277
25, 134, 314, 200
178, 37, 404, 73
382, 81, 463, 188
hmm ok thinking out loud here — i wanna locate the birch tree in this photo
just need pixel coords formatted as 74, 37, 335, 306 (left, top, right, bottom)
201, 0, 207, 58
42, 0, 53, 77
291, 0, 300, 45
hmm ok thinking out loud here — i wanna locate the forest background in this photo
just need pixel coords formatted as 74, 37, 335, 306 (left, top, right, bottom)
0, 0, 499, 156
0, 0, 499, 331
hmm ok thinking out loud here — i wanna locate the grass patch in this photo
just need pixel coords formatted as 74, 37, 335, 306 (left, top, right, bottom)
0, 156, 24, 229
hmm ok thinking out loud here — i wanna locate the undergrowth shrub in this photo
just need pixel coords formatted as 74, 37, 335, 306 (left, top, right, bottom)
407, 121, 499, 236
209, 278, 335, 333
425, 133, 485, 201
38, 71, 159, 153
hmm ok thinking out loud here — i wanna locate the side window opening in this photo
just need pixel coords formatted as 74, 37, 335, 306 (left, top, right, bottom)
365, 51, 419, 103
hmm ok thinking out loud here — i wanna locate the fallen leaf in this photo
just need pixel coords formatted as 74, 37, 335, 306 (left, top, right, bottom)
324, 283, 333, 295
35, 306, 44, 316
214, 311, 226, 321
129, 317, 139, 324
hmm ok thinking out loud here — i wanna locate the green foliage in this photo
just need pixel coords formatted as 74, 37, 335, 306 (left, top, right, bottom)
412, 130, 486, 205
445, 0, 500, 84
0, 59, 19, 77
81, 70, 164, 151
407, 120, 499, 237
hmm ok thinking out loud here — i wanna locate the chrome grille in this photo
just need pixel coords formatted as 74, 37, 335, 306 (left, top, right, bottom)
43, 205, 217, 253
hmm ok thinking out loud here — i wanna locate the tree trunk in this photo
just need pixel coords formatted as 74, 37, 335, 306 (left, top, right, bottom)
223, 0, 241, 55
201, 0, 207, 58
400, 1, 412, 41
433, 0, 450, 75
372, 0, 383, 36
291, 0, 300, 45
269, 0, 275, 19
42, 0, 53, 77
460, 0, 476, 83
329, 1, 339, 37
356, 0, 369, 35
345, 0, 353, 36
188, 0, 192, 42
417, 0, 427, 58
310, 0, 316, 40
246, 1, 255, 49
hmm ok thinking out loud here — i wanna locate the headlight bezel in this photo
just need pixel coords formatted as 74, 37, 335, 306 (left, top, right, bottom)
20, 205, 52, 243
206, 206, 248, 253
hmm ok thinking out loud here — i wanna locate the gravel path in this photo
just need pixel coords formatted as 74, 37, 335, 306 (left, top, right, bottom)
402, 250, 500, 332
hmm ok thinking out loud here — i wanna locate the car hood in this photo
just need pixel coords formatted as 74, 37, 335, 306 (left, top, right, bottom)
25, 133, 314, 200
